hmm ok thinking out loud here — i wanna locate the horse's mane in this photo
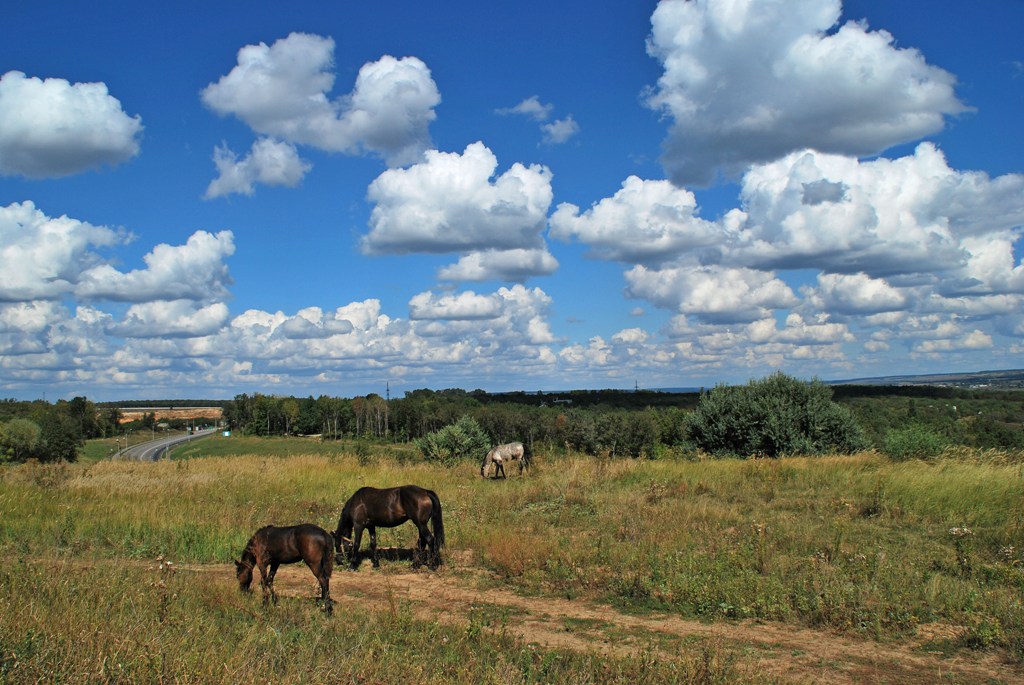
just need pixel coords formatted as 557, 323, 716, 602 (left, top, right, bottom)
240, 525, 274, 565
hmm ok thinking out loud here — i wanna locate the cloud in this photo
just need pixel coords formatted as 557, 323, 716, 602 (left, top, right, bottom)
747, 313, 854, 345
409, 285, 557, 346
0, 201, 128, 301
1, 202, 236, 306
915, 330, 993, 353
645, 0, 968, 184
409, 291, 503, 321
496, 96, 553, 122
0, 71, 143, 178
725, 144, 1024, 283
805, 272, 908, 315
108, 300, 231, 338
550, 175, 720, 264
362, 142, 553, 255
274, 307, 354, 340
541, 116, 580, 145
202, 33, 439, 166
204, 138, 312, 199
76, 230, 235, 302
497, 96, 578, 144
625, 264, 798, 324
437, 248, 559, 282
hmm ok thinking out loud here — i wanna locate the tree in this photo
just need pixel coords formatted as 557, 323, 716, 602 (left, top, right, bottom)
35, 408, 82, 462
685, 372, 868, 458
0, 418, 42, 463
415, 415, 490, 467
281, 398, 300, 435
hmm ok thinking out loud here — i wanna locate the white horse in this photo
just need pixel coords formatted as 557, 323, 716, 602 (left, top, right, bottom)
481, 441, 532, 479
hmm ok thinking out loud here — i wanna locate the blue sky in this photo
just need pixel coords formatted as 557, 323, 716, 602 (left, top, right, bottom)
1, 0, 1022, 402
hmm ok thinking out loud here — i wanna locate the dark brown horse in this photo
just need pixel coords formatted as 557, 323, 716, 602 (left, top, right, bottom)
235, 523, 334, 613
334, 485, 445, 570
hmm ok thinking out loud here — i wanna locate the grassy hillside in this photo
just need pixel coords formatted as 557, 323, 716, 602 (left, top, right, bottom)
1, 447, 1022, 682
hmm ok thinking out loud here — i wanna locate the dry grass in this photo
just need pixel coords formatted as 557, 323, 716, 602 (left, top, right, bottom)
2, 448, 1023, 682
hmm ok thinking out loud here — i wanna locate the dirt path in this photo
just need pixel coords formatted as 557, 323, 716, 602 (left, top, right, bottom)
187, 554, 1021, 685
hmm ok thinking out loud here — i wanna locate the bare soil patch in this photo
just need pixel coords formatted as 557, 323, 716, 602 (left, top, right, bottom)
182, 551, 1021, 685
118, 407, 223, 424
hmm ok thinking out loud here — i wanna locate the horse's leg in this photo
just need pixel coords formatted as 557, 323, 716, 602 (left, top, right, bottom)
267, 561, 280, 604
348, 524, 364, 570
306, 556, 333, 614
368, 526, 380, 568
412, 524, 425, 569
256, 558, 271, 605
497, 462, 506, 479
414, 522, 435, 569
321, 572, 332, 615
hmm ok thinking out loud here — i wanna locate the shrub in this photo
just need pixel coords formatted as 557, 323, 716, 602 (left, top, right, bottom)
883, 423, 947, 461
685, 372, 869, 458
415, 415, 490, 466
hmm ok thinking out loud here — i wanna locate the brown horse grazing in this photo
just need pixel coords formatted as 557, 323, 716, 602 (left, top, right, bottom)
334, 485, 445, 570
235, 523, 334, 614
481, 441, 532, 479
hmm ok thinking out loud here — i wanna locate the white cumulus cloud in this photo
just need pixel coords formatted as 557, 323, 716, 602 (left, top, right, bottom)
76, 230, 235, 302
645, 0, 968, 183
541, 116, 580, 145
0, 201, 127, 301
625, 264, 798, 324
202, 33, 439, 166
0, 71, 143, 178
437, 248, 559, 283
205, 138, 312, 199
726, 144, 1024, 283
550, 175, 720, 264
363, 142, 553, 255
109, 300, 231, 338
807, 272, 908, 315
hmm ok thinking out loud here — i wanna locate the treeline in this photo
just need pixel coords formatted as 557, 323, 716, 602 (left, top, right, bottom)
0, 397, 122, 463
223, 390, 684, 458
4, 378, 1022, 464
224, 380, 1024, 458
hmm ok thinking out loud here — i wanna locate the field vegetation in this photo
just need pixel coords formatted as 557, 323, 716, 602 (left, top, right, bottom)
1, 439, 1023, 683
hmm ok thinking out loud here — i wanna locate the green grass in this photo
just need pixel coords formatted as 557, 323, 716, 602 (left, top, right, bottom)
1, 557, 739, 685
2, 447, 1023, 681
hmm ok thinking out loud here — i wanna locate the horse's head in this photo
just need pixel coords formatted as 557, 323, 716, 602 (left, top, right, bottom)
234, 559, 253, 592
339, 535, 355, 556
333, 515, 355, 555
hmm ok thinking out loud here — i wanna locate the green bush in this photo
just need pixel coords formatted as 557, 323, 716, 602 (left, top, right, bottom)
883, 423, 947, 461
415, 415, 490, 466
685, 372, 869, 458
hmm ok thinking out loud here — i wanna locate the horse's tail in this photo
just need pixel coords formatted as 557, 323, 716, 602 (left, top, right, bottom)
321, 533, 335, 578
522, 442, 533, 469
428, 489, 445, 550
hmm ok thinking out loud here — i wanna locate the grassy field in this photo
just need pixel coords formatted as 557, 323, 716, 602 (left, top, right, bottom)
1, 442, 1023, 683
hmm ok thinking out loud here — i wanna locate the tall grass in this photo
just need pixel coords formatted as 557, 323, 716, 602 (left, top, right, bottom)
2, 447, 1023, 680
0, 556, 746, 684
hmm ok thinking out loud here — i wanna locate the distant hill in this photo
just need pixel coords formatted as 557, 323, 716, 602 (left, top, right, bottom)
828, 368, 1024, 389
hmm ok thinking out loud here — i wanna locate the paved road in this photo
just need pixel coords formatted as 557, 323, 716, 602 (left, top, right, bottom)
116, 429, 218, 461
